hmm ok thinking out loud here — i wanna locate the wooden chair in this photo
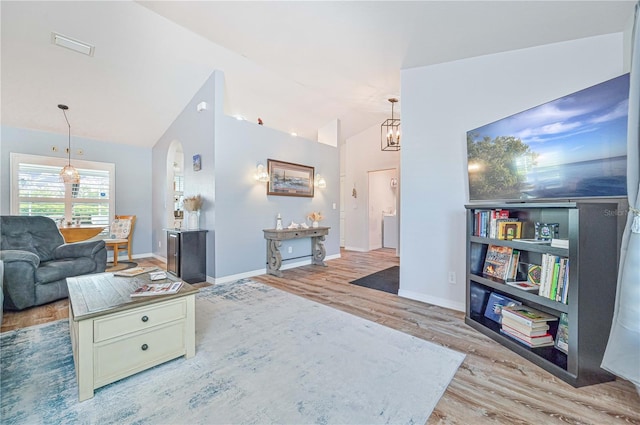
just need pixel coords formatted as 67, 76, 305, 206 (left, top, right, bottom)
105, 215, 136, 266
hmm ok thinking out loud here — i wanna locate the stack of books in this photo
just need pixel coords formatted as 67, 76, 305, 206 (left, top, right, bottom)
500, 305, 558, 348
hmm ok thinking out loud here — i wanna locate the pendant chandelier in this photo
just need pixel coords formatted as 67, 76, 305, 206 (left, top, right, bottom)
381, 98, 400, 151
58, 104, 80, 184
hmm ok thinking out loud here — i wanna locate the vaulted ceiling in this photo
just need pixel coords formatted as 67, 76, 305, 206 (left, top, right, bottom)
1, 1, 636, 147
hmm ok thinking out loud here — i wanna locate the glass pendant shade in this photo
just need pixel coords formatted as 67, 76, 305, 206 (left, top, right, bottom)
58, 104, 80, 184
60, 164, 80, 183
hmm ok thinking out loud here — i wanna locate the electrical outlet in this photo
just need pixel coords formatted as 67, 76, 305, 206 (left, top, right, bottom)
287, 246, 293, 254
448, 272, 456, 284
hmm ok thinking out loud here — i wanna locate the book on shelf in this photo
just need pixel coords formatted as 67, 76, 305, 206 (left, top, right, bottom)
114, 266, 158, 277
559, 259, 567, 302
484, 292, 521, 323
551, 238, 569, 249
500, 328, 555, 348
555, 312, 569, 354
483, 245, 513, 280
505, 250, 520, 281
505, 280, 540, 292
501, 325, 554, 344
497, 220, 522, 240
559, 259, 570, 304
474, 209, 490, 237
489, 209, 510, 238
501, 316, 549, 336
130, 281, 184, 297
501, 305, 558, 327
527, 264, 542, 285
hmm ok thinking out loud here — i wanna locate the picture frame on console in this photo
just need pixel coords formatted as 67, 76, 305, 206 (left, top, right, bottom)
267, 159, 315, 197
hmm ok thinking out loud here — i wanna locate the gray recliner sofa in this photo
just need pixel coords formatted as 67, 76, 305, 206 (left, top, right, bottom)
1, 215, 107, 311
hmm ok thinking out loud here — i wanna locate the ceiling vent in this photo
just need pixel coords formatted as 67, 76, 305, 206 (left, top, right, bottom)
51, 32, 94, 56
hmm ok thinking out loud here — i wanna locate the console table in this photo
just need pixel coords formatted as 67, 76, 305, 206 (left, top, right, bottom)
263, 227, 330, 277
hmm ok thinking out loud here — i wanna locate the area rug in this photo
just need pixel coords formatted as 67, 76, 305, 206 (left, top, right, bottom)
1, 279, 465, 424
104, 260, 137, 272
350, 265, 400, 294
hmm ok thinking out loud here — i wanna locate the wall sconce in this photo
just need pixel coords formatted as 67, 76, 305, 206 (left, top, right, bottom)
314, 174, 327, 189
254, 163, 269, 182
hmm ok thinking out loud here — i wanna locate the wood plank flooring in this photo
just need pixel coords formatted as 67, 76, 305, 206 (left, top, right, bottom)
2, 249, 639, 424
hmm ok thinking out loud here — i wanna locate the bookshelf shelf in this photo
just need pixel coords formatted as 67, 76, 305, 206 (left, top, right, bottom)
465, 200, 626, 387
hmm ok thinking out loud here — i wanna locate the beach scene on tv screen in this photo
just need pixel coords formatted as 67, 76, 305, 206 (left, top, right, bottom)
467, 74, 629, 201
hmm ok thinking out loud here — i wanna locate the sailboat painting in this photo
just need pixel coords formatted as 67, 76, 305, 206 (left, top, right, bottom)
267, 159, 315, 197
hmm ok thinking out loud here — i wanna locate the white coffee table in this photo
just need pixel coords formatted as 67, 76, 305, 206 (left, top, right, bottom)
67, 272, 198, 401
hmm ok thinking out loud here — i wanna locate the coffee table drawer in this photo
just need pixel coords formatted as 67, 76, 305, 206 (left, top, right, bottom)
94, 299, 186, 342
94, 320, 186, 387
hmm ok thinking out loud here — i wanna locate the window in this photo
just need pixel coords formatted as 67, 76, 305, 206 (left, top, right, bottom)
10, 153, 115, 226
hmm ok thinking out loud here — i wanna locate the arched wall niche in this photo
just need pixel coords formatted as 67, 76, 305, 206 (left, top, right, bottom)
166, 140, 184, 228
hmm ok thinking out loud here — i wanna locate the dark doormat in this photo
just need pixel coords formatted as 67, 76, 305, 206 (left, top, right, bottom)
350, 266, 399, 294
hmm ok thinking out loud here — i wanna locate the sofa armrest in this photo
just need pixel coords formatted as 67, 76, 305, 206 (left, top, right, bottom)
54, 240, 106, 259
0, 249, 40, 268
1, 250, 38, 310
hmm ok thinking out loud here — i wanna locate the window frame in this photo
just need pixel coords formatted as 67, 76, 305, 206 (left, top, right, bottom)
10, 153, 115, 223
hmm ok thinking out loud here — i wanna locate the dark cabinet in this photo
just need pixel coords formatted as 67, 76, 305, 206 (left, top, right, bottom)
166, 229, 207, 283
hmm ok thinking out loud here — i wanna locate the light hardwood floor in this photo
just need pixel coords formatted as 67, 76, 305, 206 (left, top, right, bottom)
2, 249, 639, 424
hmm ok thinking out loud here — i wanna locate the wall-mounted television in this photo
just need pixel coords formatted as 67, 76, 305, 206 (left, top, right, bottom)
466, 73, 629, 202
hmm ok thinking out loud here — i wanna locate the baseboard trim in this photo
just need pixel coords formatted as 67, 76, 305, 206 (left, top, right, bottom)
344, 246, 368, 252
398, 289, 465, 312
109, 252, 155, 262
213, 253, 341, 284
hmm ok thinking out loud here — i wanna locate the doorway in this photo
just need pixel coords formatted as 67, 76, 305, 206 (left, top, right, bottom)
367, 168, 398, 251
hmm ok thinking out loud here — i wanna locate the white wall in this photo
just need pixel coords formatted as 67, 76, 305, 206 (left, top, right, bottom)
344, 124, 400, 251
400, 33, 625, 312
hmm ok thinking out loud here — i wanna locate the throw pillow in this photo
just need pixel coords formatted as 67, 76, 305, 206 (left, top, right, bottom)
110, 219, 131, 239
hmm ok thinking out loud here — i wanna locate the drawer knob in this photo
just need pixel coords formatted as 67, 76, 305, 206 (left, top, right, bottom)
141, 344, 149, 351
141, 315, 149, 322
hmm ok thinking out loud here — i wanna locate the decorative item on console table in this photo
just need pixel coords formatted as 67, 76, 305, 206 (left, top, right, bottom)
183, 195, 203, 230
307, 211, 324, 228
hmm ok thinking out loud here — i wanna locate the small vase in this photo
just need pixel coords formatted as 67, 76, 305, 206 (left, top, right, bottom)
312, 221, 319, 228
186, 210, 200, 230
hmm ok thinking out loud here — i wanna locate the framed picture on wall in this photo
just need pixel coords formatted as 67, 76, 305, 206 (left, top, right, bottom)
267, 159, 314, 197
193, 154, 202, 171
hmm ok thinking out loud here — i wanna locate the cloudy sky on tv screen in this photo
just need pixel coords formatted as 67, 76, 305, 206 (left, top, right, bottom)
467, 73, 629, 201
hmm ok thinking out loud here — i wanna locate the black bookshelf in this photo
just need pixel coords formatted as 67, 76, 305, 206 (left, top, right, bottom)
465, 200, 626, 387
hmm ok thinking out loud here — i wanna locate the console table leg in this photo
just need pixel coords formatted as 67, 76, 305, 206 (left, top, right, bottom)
266, 239, 283, 277
311, 235, 327, 267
